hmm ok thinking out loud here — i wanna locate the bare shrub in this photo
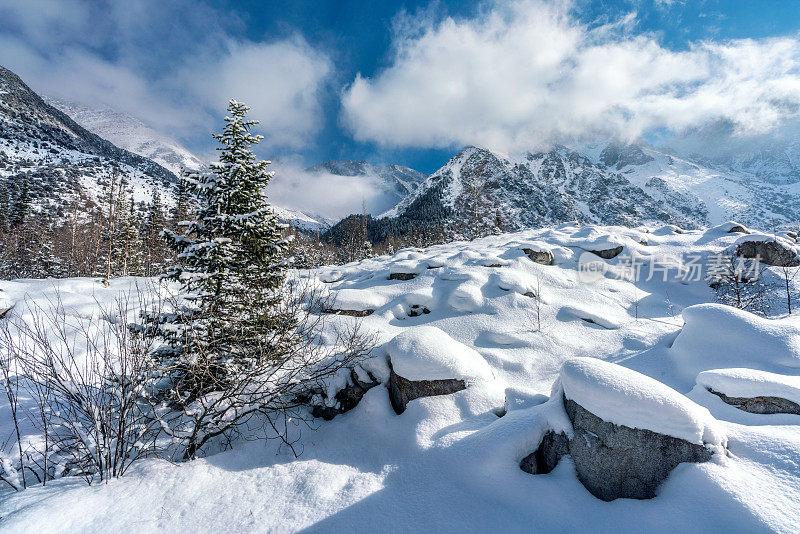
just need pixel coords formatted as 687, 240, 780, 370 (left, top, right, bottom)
0, 292, 163, 485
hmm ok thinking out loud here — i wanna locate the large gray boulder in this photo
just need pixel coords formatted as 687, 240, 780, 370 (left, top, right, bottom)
520, 397, 715, 501
564, 398, 714, 501
387, 369, 465, 414
736, 240, 799, 267
521, 359, 723, 501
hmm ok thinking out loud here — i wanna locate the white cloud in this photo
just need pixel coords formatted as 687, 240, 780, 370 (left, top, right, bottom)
180, 38, 331, 148
0, 0, 331, 150
341, 0, 800, 152
267, 162, 387, 220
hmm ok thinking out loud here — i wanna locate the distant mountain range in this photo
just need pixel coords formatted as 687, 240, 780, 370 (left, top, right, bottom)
2, 64, 800, 243
346, 143, 800, 242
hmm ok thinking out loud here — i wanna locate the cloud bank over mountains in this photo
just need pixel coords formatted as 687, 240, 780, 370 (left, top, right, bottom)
341, 0, 800, 152
2, 0, 800, 160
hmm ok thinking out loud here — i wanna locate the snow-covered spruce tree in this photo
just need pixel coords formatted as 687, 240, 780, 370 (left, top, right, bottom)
0, 183, 9, 233
146, 101, 371, 459
171, 173, 191, 230
144, 186, 168, 276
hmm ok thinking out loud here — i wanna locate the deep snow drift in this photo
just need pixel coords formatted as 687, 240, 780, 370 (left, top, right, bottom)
1, 223, 800, 532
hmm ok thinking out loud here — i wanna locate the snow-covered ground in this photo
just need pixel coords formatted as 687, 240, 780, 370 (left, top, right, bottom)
1, 223, 800, 532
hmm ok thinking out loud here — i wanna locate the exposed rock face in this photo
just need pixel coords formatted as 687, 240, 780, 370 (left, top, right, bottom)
708, 388, 800, 415
0, 307, 11, 319
389, 272, 416, 281
728, 225, 749, 234
520, 396, 716, 501
736, 240, 800, 267
387, 369, 465, 414
310, 369, 380, 421
564, 398, 714, 501
407, 305, 431, 317
522, 248, 554, 265
589, 245, 624, 259
519, 431, 570, 475
322, 308, 374, 317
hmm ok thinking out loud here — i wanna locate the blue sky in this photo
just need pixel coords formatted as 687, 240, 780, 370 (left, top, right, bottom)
1, 0, 799, 177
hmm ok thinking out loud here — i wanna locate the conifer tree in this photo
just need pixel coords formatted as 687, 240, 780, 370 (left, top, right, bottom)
114, 193, 141, 276
154, 101, 293, 446
9, 178, 30, 229
144, 186, 167, 276
172, 173, 190, 230
0, 183, 9, 233
143, 101, 369, 460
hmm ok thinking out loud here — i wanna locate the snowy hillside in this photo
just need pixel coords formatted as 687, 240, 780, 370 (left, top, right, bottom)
44, 97, 205, 176
0, 65, 182, 216
0, 66, 176, 186
376, 144, 800, 239
2, 222, 800, 531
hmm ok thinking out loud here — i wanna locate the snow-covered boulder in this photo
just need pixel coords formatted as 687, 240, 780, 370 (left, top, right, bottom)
697, 368, 800, 415
706, 221, 751, 235
588, 244, 624, 259
670, 304, 800, 386
385, 326, 498, 414
569, 228, 627, 259
521, 245, 554, 265
388, 261, 424, 280
735, 234, 800, 267
324, 288, 390, 316
554, 359, 723, 501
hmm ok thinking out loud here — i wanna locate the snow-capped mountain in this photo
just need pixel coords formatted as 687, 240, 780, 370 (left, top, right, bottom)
270, 204, 335, 233
0, 65, 180, 213
306, 160, 427, 215
45, 97, 204, 176
367, 143, 800, 240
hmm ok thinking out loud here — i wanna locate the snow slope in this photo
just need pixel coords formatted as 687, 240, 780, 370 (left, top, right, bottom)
45, 97, 204, 176
2, 223, 800, 532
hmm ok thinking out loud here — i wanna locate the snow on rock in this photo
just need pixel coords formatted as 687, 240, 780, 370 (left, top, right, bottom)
734, 233, 800, 266
560, 358, 725, 446
330, 288, 391, 312
706, 221, 751, 234
670, 304, 800, 386
559, 305, 623, 329
697, 368, 800, 406
386, 326, 493, 382
494, 269, 539, 297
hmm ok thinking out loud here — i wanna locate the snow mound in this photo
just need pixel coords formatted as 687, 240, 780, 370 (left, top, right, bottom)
670, 304, 800, 385
697, 368, 800, 405
386, 326, 493, 382
560, 358, 725, 445
331, 289, 390, 311
707, 221, 751, 234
